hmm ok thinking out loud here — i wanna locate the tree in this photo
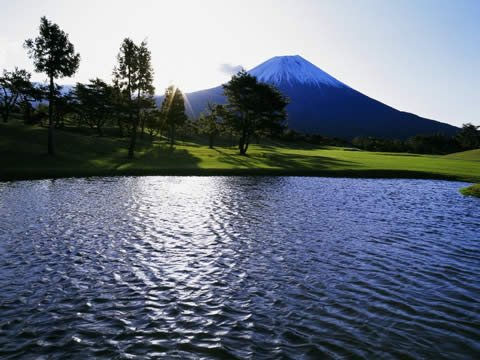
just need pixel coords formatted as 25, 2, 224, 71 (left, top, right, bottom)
144, 108, 165, 140
0, 68, 32, 122
109, 83, 130, 137
222, 70, 289, 155
24, 17, 80, 155
53, 86, 75, 129
198, 102, 221, 148
75, 79, 115, 136
160, 86, 187, 147
19, 83, 45, 124
113, 38, 138, 157
456, 123, 480, 150
113, 39, 155, 158
136, 41, 155, 139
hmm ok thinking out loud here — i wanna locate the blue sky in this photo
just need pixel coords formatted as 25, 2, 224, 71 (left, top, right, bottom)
0, 0, 478, 127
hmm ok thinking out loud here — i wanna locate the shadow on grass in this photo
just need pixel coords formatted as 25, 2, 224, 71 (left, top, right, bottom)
126, 143, 202, 170
261, 152, 355, 169
213, 148, 356, 170
213, 148, 252, 167
376, 153, 421, 157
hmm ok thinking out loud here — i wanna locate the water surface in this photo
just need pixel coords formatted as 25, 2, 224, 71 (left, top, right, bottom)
0, 177, 479, 359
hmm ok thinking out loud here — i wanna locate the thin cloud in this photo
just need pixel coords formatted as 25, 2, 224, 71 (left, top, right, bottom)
219, 63, 243, 75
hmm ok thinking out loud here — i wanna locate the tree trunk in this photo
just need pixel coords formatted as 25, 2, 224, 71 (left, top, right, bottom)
2, 109, 8, 123
117, 118, 124, 137
239, 125, 250, 155
48, 76, 55, 156
128, 125, 137, 159
127, 88, 136, 158
209, 133, 214, 149
239, 136, 246, 155
1, 89, 10, 122
170, 124, 175, 147
23, 101, 32, 124
128, 116, 138, 159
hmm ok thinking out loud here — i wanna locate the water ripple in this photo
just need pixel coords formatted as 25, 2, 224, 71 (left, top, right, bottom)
0, 176, 479, 359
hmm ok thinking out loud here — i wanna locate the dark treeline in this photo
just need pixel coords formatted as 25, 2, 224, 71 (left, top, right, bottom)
351, 124, 480, 154
1, 16, 479, 158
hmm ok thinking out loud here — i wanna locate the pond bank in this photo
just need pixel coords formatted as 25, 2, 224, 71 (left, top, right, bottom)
460, 184, 480, 198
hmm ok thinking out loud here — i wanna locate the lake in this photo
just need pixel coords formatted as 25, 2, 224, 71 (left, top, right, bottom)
0, 176, 479, 359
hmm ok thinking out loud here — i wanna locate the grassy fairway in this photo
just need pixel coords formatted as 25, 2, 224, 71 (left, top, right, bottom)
1, 122, 480, 183
443, 149, 480, 161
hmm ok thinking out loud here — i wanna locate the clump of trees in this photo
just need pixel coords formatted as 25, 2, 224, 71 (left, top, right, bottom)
280, 129, 351, 147
198, 102, 222, 148
456, 123, 480, 150
74, 79, 115, 136
351, 123, 480, 154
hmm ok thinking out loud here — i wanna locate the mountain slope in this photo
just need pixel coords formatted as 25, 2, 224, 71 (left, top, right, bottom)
157, 55, 458, 139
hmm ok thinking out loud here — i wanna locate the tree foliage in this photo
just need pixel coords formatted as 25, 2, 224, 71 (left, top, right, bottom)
160, 86, 187, 147
24, 16, 80, 155
0, 68, 33, 122
75, 79, 115, 136
456, 123, 480, 150
198, 102, 222, 148
113, 38, 155, 158
222, 70, 289, 154
144, 109, 165, 139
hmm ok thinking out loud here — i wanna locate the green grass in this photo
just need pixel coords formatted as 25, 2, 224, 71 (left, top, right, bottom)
443, 148, 480, 161
2, 121, 480, 183
459, 184, 480, 198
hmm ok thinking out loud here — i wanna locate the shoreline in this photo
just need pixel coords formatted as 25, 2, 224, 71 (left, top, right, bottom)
0, 168, 469, 183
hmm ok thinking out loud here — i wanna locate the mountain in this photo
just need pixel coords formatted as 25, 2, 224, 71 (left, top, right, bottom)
157, 55, 459, 139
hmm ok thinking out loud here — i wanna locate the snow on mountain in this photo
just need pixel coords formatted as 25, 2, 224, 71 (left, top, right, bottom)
161, 55, 458, 139
248, 55, 348, 88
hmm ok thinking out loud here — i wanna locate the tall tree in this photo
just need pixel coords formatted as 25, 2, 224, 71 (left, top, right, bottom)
113, 38, 138, 156
160, 86, 187, 147
113, 39, 155, 158
0, 68, 32, 123
24, 16, 80, 156
136, 41, 155, 139
222, 70, 289, 155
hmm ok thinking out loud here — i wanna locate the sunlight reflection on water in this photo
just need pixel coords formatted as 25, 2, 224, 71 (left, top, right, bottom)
0, 176, 479, 359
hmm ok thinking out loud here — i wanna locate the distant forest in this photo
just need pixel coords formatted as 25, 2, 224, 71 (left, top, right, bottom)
1, 17, 479, 157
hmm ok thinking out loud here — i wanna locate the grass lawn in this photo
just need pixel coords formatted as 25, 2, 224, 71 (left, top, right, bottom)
459, 184, 480, 198
443, 148, 480, 161
1, 121, 480, 183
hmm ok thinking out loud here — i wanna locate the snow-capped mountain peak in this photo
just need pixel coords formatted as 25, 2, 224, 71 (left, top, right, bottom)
248, 55, 347, 88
